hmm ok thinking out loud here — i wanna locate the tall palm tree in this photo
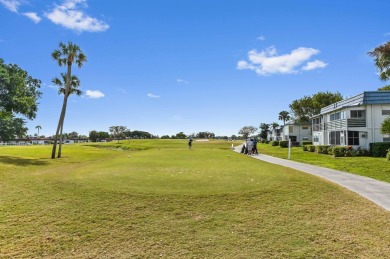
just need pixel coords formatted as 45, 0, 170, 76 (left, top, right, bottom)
278, 111, 291, 125
52, 73, 82, 158
51, 42, 86, 159
35, 125, 42, 136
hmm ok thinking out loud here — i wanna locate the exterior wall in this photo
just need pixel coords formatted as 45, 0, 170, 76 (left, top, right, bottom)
367, 104, 390, 142
283, 124, 311, 145
312, 103, 390, 149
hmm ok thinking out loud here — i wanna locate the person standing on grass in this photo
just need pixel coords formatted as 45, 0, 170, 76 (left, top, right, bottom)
188, 138, 193, 150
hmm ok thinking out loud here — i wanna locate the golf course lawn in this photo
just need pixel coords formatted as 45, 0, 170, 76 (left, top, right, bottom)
1, 140, 390, 258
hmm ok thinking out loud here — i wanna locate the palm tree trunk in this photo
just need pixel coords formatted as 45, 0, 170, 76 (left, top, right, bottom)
57, 96, 68, 158
51, 94, 67, 159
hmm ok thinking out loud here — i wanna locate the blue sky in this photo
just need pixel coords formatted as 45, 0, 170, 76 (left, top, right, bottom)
1, 0, 389, 137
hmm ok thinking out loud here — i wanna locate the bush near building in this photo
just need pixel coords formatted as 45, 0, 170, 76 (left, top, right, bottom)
279, 141, 289, 148
315, 145, 331, 154
370, 142, 390, 157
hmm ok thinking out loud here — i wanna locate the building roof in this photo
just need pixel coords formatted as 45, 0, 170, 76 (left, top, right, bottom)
320, 91, 390, 114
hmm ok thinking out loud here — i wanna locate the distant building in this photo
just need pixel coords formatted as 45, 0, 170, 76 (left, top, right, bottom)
311, 91, 390, 149
0, 138, 88, 145
282, 121, 311, 146
267, 126, 283, 141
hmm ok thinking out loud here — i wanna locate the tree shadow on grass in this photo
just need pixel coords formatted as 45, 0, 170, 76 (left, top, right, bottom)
0, 156, 50, 167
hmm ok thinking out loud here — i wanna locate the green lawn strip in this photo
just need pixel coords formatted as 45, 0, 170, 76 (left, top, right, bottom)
1, 140, 390, 257
258, 143, 390, 183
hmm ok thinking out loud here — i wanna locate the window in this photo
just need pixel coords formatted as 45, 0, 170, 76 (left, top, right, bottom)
384, 137, 390, 142
350, 110, 365, 118
329, 131, 341, 145
289, 126, 293, 133
302, 125, 308, 130
303, 137, 309, 141
330, 112, 341, 121
313, 136, 319, 142
348, 131, 359, 145
382, 110, 390, 115
312, 117, 321, 131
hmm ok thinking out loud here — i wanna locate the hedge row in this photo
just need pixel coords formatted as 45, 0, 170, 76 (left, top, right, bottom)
303, 144, 370, 157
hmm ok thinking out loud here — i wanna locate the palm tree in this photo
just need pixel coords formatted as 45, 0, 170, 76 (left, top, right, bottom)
278, 111, 291, 125
35, 125, 42, 136
52, 73, 82, 158
368, 41, 390, 81
51, 42, 87, 159
270, 122, 280, 130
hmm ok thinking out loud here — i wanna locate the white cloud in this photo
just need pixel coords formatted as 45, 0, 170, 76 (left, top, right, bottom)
237, 46, 326, 75
257, 35, 266, 41
22, 12, 41, 23
45, 0, 109, 32
0, 0, 20, 13
85, 90, 105, 98
302, 60, 328, 71
177, 78, 189, 84
147, 93, 160, 98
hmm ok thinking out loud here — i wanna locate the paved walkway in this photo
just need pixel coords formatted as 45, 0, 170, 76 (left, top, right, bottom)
233, 146, 390, 212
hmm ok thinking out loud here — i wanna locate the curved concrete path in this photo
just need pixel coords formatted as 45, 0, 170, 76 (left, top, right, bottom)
233, 146, 390, 212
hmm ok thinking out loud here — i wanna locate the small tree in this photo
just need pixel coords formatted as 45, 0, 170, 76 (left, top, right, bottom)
109, 126, 127, 143
259, 123, 270, 140
175, 132, 187, 139
89, 130, 99, 142
238, 126, 257, 139
381, 116, 390, 135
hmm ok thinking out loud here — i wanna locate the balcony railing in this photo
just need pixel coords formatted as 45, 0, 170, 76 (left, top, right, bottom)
326, 119, 347, 130
347, 118, 366, 127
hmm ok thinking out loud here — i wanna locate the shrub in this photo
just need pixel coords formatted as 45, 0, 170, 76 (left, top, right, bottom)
307, 145, 315, 152
353, 147, 370, 157
302, 141, 312, 146
387, 149, 390, 161
332, 146, 347, 157
302, 145, 308, 151
370, 142, 390, 157
279, 141, 289, 148
271, 141, 279, 146
316, 145, 330, 154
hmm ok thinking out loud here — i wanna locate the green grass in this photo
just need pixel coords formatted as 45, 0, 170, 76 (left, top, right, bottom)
257, 143, 390, 183
1, 140, 390, 258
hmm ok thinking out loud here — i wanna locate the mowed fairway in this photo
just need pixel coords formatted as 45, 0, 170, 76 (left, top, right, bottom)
1, 140, 390, 258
